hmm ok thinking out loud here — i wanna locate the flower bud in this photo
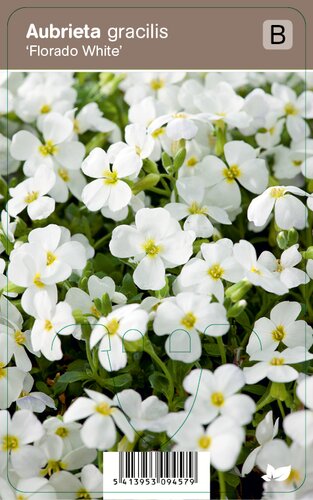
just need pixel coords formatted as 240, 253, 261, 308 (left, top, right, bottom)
225, 280, 252, 302
132, 174, 160, 195
227, 300, 247, 318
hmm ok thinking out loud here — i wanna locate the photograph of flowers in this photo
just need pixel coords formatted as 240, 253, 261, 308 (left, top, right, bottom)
0, 70, 313, 499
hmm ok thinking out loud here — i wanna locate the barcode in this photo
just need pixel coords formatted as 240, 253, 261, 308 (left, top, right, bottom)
118, 451, 198, 483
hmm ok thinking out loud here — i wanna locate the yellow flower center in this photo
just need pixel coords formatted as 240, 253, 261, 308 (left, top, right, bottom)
272, 325, 286, 342
135, 145, 142, 156
106, 318, 119, 336
268, 126, 275, 135
33, 273, 45, 288
270, 187, 285, 198
41, 459, 67, 476
46, 251, 57, 266
40, 104, 51, 114
187, 156, 198, 167
250, 266, 262, 275
188, 201, 207, 215
95, 402, 113, 416
198, 435, 211, 450
292, 160, 302, 167
0, 363, 6, 379
181, 312, 197, 329
172, 112, 187, 119
39, 140, 58, 156
58, 167, 70, 182
142, 238, 162, 258
208, 263, 224, 280
270, 357, 285, 366
24, 191, 39, 204
76, 488, 91, 499
2, 435, 19, 451
286, 468, 301, 484
55, 426, 69, 438
150, 78, 165, 91
103, 169, 118, 185
284, 103, 298, 116
223, 165, 240, 182
17, 495, 26, 500
90, 305, 101, 319
44, 320, 53, 331
276, 259, 284, 273
73, 118, 80, 134
151, 127, 165, 139
14, 330, 26, 345
211, 392, 225, 407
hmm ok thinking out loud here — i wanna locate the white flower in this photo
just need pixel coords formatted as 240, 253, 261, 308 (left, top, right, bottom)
0, 295, 34, 372
171, 414, 244, 472
10, 112, 84, 176
7, 165, 56, 220
153, 292, 229, 363
15, 75, 76, 124
82, 147, 141, 212
89, 303, 149, 371
109, 207, 196, 290
242, 411, 279, 476
8, 224, 87, 315
67, 102, 118, 137
113, 389, 168, 432
0, 409, 45, 477
16, 374, 56, 413
121, 71, 185, 105
31, 291, 75, 361
194, 82, 252, 129
255, 115, 285, 149
272, 82, 313, 141
244, 346, 313, 384
259, 244, 308, 289
43, 416, 83, 455
49, 152, 86, 203
183, 365, 256, 425
148, 111, 201, 141
179, 238, 243, 302
27, 224, 87, 282
246, 301, 313, 355
248, 185, 308, 230
0, 335, 26, 409
108, 123, 154, 165
49, 465, 102, 500
272, 144, 306, 180
203, 141, 268, 211
283, 376, 313, 446
233, 240, 288, 295
165, 177, 231, 238
0, 476, 57, 500
63, 388, 134, 450
38, 433, 96, 476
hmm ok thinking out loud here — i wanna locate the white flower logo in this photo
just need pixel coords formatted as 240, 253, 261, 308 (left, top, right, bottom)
262, 464, 291, 482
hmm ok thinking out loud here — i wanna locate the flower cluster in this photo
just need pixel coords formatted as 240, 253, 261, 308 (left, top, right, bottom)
0, 70, 313, 499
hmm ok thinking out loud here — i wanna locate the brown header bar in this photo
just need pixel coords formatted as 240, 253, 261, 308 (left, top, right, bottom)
2, 0, 312, 70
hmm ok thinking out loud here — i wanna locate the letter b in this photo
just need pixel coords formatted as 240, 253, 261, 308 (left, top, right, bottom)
271, 25, 285, 44
263, 20, 293, 50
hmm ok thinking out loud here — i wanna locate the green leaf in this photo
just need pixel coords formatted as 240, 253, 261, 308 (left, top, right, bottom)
203, 344, 221, 356
58, 371, 88, 383
173, 147, 186, 171
161, 152, 172, 168
149, 372, 171, 400
102, 373, 132, 390
224, 472, 240, 488
120, 273, 137, 299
